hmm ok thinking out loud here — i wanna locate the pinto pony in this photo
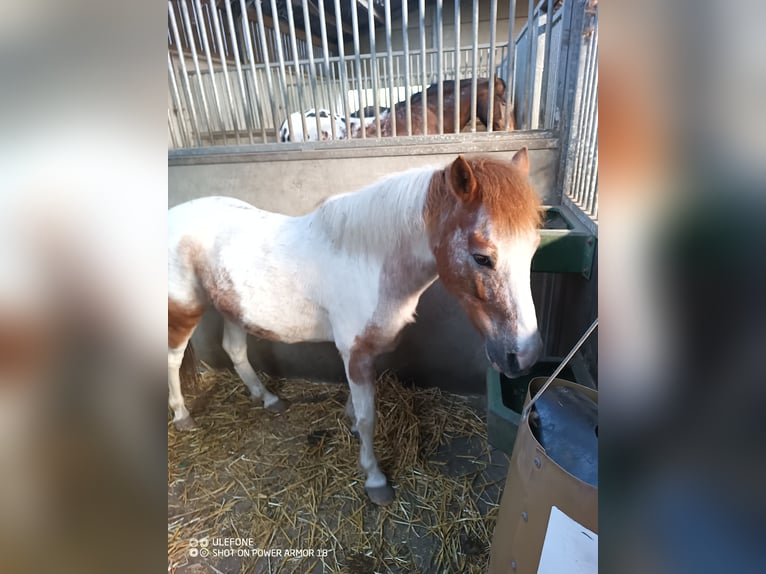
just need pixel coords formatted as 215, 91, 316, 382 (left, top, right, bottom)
168, 149, 542, 505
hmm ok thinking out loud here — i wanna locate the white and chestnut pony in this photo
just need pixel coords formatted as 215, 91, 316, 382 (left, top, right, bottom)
168, 149, 543, 505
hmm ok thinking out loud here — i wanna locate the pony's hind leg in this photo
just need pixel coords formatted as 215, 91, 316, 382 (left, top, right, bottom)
345, 394, 359, 436
221, 319, 288, 412
168, 344, 196, 430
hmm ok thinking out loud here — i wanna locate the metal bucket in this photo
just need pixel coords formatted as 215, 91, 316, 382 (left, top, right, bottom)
488, 376, 598, 573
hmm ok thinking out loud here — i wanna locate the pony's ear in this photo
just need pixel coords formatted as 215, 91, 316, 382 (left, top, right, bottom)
450, 156, 478, 201
511, 147, 530, 177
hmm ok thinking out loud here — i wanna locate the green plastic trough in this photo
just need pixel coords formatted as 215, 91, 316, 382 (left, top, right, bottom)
533, 206, 596, 278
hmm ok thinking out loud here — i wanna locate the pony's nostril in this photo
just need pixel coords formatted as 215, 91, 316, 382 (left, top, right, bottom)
507, 353, 521, 373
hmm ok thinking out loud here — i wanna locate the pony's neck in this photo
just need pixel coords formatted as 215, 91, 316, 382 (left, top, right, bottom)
313, 166, 439, 266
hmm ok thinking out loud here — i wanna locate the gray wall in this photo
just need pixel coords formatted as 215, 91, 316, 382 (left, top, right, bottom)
169, 138, 562, 392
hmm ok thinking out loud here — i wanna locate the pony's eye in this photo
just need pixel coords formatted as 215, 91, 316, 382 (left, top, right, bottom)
472, 254, 493, 268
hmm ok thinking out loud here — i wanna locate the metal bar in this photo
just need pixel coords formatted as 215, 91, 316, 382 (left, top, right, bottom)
252, 0, 279, 140
180, 0, 215, 144
351, 0, 366, 139
402, 0, 412, 136
167, 52, 190, 148
245, 19, 269, 140
268, 0, 295, 141
419, 0, 428, 135
436, 0, 443, 134
223, 0, 255, 143
284, 0, 308, 141
487, 0, 497, 132
209, 1, 241, 144
453, 0, 461, 134
168, 2, 202, 145
524, 0, 535, 129
202, 3, 215, 55
168, 108, 180, 148
190, 0, 203, 47
333, 0, 352, 136
470, 0, 479, 131
384, 0, 397, 137
194, 0, 225, 143
317, 0, 338, 139
505, 0, 516, 130
584, 28, 599, 205
368, 1, 382, 136
573, 27, 596, 205
539, 0, 554, 127
301, 0, 323, 141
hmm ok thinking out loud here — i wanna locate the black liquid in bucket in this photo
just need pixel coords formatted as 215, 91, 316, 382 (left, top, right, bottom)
530, 385, 598, 487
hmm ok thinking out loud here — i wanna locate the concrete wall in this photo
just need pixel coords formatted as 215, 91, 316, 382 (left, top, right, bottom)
169, 138, 561, 392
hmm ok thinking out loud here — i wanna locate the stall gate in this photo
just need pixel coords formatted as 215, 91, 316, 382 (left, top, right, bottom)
167, 0, 598, 388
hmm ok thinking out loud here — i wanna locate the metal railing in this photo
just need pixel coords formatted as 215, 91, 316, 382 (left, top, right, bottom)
167, 0, 565, 147
559, 0, 598, 231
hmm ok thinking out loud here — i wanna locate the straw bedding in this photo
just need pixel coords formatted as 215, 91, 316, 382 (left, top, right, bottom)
168, 367, 508, 573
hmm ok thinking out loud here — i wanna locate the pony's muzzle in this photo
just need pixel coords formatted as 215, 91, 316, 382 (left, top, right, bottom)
486, 332, 542, 378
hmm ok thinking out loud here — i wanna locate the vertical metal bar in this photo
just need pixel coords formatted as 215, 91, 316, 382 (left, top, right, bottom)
301, 0, 323, 140
453, 0, 461, 134
383, 0, 397, 137
168, 108, 180, 148
168, 2, 202, 146
218, 8, 229, 56
401, 0, 412, 136
167, 52, 190, 147
317, 0, 338, 139
524, 0, 535, 129
418, 0, 428, 134
284, 0, 308, 141
179, 0, 215, 144
244, 7, 270, 140
435, 0, 443, 134
190, 0, 203, 47
504, 0, 516, 130
487, 0, 497, 132
194, 0, 225, 143
268, 0, 296, 141
252, 0, 279, 141
539, 0, 554, 127
202, 3, 215, 54
333, 0, 352, 136
351, 0, 366, 138
367, 2, 382, 135
470, 0, 479, 131
223, 0, 255, 143
209, 1, 241, 144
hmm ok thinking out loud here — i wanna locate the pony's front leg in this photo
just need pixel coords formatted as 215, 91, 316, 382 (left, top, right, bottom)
342, 350, 394, 506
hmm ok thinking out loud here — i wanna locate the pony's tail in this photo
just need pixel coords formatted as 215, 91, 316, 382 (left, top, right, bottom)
179, 341, 201, 392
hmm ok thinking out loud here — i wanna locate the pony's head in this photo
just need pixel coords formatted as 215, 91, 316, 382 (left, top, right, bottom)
477, 76, 511, 131
425, 150, 542, 377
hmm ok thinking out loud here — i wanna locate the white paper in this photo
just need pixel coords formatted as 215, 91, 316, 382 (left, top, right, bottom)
537, 506, 598, 574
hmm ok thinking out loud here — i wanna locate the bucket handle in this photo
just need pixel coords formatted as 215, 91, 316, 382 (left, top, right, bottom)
521, 318, 599, 421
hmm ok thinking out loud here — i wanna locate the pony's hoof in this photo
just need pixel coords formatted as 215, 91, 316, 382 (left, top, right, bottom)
265, 398, 289, 413
366, 483, 395, 506
174, 416, 197, 431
